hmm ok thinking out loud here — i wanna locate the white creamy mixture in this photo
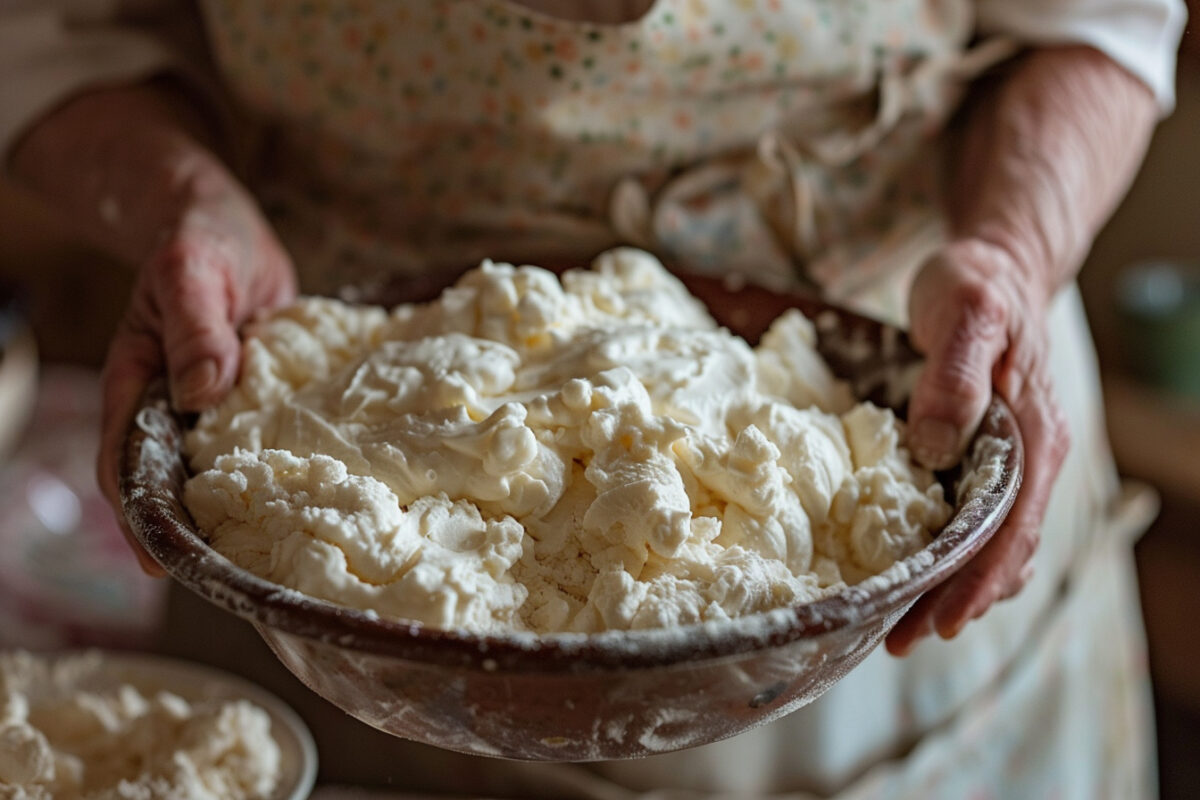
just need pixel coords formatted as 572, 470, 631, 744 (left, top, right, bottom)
183, 249, 950, 634
0, 651, 280, 800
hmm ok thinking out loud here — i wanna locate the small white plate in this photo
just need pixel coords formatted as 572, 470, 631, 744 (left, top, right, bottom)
11, 650, 318, 800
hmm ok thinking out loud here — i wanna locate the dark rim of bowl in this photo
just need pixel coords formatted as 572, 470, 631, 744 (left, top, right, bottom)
120, 284, 1022, 674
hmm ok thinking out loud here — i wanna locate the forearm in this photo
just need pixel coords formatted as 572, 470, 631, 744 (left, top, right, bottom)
8, 81, 231, 267
948, 45, 1158, 305
893, 48, 1154, 650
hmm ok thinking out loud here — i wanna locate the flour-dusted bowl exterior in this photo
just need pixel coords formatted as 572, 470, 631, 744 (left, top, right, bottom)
120, 273, 1022, 761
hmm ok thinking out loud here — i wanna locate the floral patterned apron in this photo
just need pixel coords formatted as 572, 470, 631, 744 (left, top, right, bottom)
191, 1, 1157, 796
199, 0, 1017, 320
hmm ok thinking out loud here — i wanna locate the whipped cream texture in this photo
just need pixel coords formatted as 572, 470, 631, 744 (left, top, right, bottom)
183, 249, 950, 634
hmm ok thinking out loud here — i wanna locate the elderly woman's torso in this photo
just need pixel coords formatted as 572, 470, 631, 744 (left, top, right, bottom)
198, 0, 987, 316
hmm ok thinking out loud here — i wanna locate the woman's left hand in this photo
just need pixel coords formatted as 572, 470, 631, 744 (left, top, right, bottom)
884, 238, 1071, 655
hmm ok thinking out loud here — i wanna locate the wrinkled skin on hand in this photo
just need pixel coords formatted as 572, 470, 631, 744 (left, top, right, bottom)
885, 239, 1070, 655
97, 165, 296, 574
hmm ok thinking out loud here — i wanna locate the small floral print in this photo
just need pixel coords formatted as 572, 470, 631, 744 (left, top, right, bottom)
199, 0, 976, 303
555, 37, 579, 60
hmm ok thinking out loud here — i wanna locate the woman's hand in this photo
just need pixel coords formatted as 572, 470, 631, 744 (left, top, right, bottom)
884, 239, 1068, 655
97, 166, 296, 574
9, 84, 296, 574
881, 45, 1158, 653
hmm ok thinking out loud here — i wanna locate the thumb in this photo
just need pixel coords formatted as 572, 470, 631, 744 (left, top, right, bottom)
150, 240, 244, 412
906, 247, 1011, 469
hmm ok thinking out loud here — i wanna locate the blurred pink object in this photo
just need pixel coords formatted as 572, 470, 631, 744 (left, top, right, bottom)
0, 367, 165, 649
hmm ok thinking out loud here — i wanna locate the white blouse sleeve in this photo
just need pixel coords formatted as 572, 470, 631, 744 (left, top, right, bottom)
975, 0, 1187, 114
0, 0, 225, 167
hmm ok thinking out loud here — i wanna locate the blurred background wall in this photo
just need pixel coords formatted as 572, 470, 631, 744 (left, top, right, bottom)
0, 13, 1197, 797
1075, 26, 1200, 800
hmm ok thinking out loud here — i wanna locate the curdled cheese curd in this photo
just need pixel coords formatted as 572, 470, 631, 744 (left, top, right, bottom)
183, 249, 950, 634
0, 651, 280, 800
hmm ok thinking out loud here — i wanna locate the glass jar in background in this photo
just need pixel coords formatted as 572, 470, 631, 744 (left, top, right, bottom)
1115, 259, 1200, 399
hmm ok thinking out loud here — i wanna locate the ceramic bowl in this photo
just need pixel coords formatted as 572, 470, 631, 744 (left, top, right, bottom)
120, 273, 1021, 762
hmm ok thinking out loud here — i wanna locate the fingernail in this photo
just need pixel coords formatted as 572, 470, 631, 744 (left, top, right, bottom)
175, 359, 218, 407
911, 419, 961, 470
136, 548, 166, 578
938, 618, 965, 640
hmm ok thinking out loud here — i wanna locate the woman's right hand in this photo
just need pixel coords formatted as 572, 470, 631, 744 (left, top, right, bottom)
97, 163, 296, 573
9, 83, 297, 574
